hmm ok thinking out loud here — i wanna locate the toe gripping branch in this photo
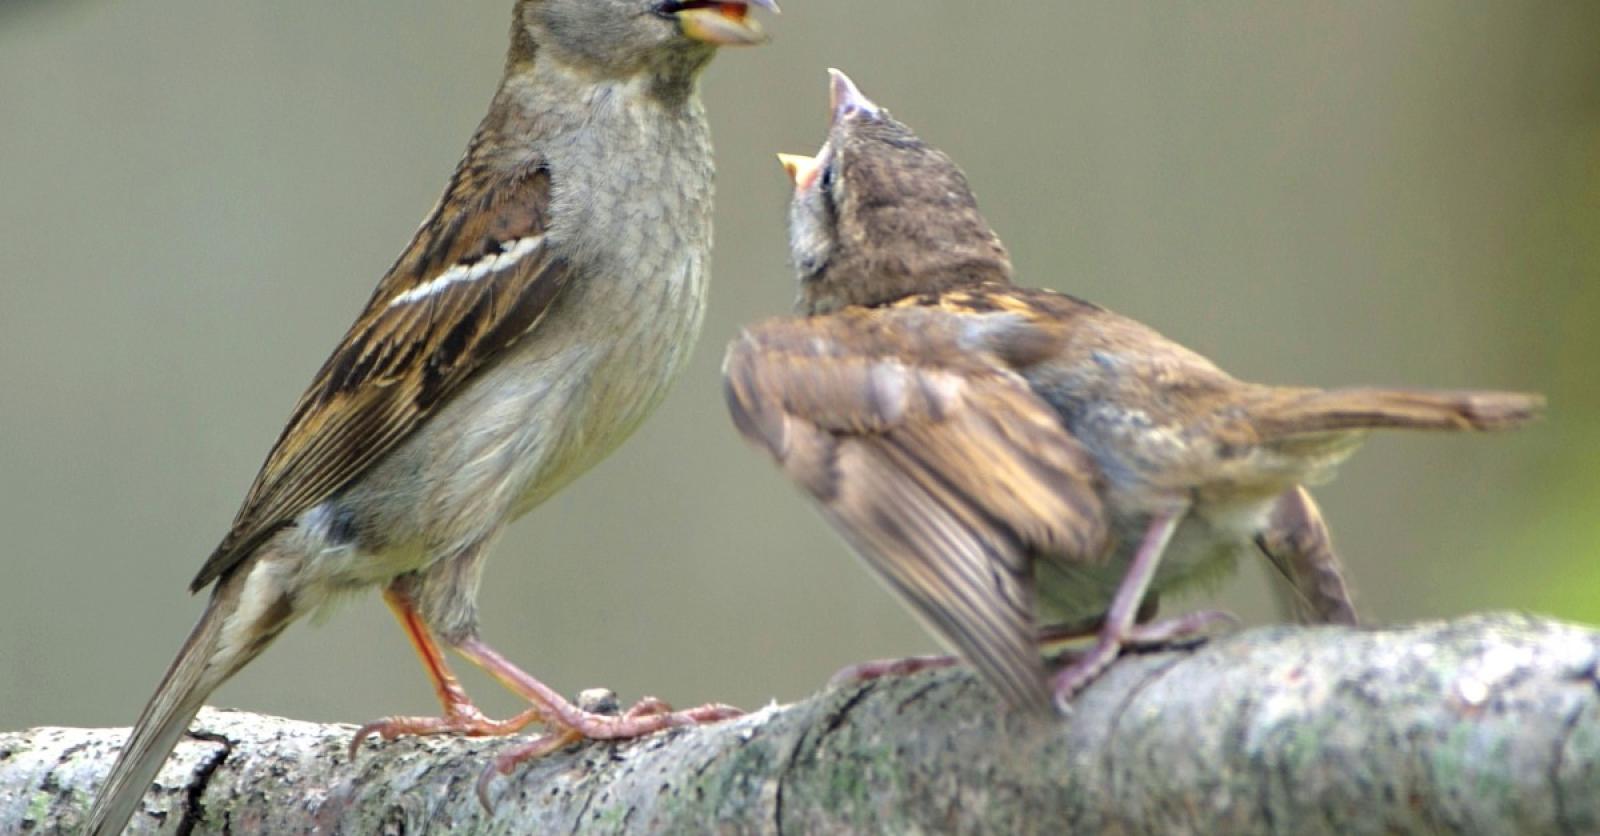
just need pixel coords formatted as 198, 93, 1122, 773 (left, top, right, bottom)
352, 586, 743, 808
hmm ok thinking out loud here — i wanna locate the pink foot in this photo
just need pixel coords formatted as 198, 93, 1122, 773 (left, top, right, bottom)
829, 654, 962, 687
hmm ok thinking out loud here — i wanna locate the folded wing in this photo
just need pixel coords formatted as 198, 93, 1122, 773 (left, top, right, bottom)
193, 164, 568, 590
724, 307, 1107, 709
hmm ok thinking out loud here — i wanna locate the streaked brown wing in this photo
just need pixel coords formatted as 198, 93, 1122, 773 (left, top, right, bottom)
192, 164, 565, 590
723, 307, 1107, 709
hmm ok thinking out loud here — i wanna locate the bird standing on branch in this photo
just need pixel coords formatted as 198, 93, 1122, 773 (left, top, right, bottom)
87, 1, 776, 832
725, 70, 1542, 712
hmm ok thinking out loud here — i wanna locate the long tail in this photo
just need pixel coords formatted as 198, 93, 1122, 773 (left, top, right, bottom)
86, 592, 234, 835
1252, 387, 1545, 439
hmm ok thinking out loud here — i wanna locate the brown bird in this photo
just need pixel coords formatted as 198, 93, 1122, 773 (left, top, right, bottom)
725, 70, 1543, 711
86, 1, 776, 832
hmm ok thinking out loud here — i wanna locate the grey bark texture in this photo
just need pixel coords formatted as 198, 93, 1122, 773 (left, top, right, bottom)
4, 613, 1598, 834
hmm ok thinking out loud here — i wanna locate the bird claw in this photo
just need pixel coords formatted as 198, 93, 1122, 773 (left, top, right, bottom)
1126, 609, 1240, 647
622, 696, 673, 719
1051, 609, 1241, 711
475, 730, 579, 812
471, 697, 744, 812
348, 705, 543, 760
829, 654, 961, 687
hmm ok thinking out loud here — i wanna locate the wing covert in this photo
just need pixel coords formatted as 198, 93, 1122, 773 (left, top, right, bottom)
193, 164, 566, 590
723, 307, 1107, 709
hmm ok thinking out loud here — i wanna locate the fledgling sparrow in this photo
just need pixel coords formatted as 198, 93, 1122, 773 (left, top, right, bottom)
724, 71, 1542, 711
86, 1, 776, 832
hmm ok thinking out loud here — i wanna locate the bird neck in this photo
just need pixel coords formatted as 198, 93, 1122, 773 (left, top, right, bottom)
799, 255, 1015, 316
475, 53, 712, 165
469, 52, 715, 282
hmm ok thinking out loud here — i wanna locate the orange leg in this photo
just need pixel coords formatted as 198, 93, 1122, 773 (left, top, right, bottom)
350, 583, 743, 805
349, 587, 542, 757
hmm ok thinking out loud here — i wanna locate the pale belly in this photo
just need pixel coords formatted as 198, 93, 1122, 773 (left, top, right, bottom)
1035, 499, 1274, 626
258, 69, 717, 616
296, 252, 707, 589
434, 253, 707, 539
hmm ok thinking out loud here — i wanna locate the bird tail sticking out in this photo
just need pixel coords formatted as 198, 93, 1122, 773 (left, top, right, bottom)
1252, 387, 1545, 439
85, 600, 224, 834
85, 564, 281, 836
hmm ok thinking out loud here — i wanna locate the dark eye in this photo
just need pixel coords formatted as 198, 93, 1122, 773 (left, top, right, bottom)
816, 165, 840, 223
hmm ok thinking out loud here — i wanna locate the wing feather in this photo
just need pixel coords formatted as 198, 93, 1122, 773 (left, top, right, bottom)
723, 306, 1107, 709
192, 164, 565, 590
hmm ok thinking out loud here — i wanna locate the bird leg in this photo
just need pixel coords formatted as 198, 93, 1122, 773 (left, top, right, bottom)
349, 587, 543, 756
1051, 509, 1233, 707
350, 586, 742, 767
355, 585, 743, 807
459, 636, 743, 802
828, 615, 1117, 687
455, 636, 742, 742
1120, 608, 1239, 645
829, 654, 963, 684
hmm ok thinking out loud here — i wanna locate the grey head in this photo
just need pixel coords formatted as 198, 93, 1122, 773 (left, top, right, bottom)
510, 0, 778, 87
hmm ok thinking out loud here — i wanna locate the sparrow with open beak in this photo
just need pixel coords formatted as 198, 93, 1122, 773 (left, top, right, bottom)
86, 1, 776, 832
726, 70, 1542, 711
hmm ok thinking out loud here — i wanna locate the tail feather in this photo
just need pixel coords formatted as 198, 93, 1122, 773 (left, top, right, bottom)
85, 598, 228, 836
1253, 387, 1545, 439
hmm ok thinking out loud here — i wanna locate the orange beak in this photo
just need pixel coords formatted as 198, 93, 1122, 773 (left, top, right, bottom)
672, 1, 779, 46
777, 153, 822, 192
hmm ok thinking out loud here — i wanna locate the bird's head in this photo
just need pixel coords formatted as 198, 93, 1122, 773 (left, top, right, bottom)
511, 0, 777, 84
780, 70, 1013, 316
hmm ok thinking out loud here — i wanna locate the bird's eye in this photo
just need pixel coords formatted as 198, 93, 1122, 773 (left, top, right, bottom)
817, 167, 841, 220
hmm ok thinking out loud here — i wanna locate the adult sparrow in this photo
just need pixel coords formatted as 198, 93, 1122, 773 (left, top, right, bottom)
725, 70, 1542, 711
87, 1, 775, 832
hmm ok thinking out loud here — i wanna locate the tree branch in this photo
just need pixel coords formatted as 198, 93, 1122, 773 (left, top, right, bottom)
6, 613, 1599, 834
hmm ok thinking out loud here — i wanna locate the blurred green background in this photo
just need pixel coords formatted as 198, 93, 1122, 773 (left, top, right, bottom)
1, 2, 1595, 731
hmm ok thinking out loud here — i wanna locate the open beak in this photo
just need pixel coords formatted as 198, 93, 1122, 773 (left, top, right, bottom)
777, 70, 880, 192
668, 0, 779, 46
828, 68, 880, 125
777, 152, 821, 191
